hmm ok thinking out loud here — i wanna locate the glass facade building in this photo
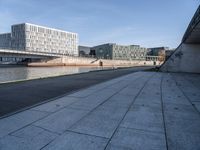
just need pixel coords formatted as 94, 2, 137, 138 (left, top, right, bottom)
92, 43, 148, 60
0, 23, 79, 56
0, 33, 11, 49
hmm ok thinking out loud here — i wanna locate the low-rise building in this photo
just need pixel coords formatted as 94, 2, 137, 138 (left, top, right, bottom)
91, 43, 148, 60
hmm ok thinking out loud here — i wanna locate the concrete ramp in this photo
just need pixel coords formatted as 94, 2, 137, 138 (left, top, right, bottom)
160, 43, 200, 73
160, 5, 200, 73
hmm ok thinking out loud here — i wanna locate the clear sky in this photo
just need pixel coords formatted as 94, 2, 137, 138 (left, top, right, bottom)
0, 0, 199, 48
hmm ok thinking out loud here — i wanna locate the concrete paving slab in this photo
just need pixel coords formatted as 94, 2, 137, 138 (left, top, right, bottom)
183, 74, 200, 90
134, 74, 162, 106
119, 86, 142, 96
101, 94, 134, 109
70, 107, 127, 138
133, 100, 162, 111
0, 125, 57, 150
166, 129, 200, 150
34, 108, 89, 134
0, 110, 48, 138
165, 116, 200, 134
106, 80, 130, 90
106, 127, 166, 150
162, 73, 200, 150
31, 96, 80, 113
68, 89, 97, 98
193, 102, 200, 112
119, 76, 152, 97
164, 103, 200, 120
42, 131, 108, 150
69, 88, 117, 111
134, 92, 161, 105
162, 75, 191, 105
172, 74, 200, 102
121, 105, 164, 133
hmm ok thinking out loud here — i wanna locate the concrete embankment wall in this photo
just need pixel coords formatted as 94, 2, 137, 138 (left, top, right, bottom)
160, 43, 200, 73
28, 56, 162, 67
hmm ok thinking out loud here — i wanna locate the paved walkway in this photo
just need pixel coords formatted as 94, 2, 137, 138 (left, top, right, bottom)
0, 66, 153, 117
0, 71, 200, 150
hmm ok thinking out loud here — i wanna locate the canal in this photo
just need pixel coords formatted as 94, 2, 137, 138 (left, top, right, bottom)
0, 66, 110, 83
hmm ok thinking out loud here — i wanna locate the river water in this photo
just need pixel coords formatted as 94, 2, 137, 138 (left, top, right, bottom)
0, 66, 110, 83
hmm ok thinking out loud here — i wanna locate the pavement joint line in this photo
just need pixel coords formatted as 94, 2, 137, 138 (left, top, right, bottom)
170, 73, 200, 116
0, 71, 139, 120
160, 73, 169, 150
65, 129, 110, 140
32, 124, 61, 135
39, 129, 110, 150
40, 136, 59, 150
3, 112, 57, 139
40, 73, 148, 150
103, 72, 156, 150
119, 126, 165, 134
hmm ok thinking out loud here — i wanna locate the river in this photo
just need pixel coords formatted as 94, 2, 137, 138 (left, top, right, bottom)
0, 65, 111, 83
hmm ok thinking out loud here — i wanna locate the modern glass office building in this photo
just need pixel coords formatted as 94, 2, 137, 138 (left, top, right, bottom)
91, 43, 148, 60
0, 33, 11, 49
0, 23, 79, 56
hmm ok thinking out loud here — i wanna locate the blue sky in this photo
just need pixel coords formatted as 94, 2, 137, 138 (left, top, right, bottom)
0, 0, 199, 48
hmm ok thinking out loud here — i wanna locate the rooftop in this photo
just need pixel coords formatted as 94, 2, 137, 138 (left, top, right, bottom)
11, 23, 78, 35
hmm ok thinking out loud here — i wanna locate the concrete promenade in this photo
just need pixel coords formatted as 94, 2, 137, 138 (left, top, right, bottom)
0, 71, 200, 149
0, 66, 153, 117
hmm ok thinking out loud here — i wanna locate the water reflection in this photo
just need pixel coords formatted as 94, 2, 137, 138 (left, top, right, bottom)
0, 66, 109, 83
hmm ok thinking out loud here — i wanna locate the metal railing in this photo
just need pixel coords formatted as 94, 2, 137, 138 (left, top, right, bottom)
0, 49, 70, 57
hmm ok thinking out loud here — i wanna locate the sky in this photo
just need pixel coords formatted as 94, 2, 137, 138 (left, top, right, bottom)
0, 0, 199, 48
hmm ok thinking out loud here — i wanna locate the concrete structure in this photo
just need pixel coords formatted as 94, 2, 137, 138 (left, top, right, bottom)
161, 5, 200, 73
78, 46, 91, 57
0, 71, 200, 149
0, 23, 78, 56
91, 43, 148, 60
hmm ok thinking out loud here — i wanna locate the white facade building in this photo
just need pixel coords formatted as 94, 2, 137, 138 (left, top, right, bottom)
0, 23, 79, 56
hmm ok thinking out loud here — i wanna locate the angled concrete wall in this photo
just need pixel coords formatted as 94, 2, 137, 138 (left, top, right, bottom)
160, 43, 200, 73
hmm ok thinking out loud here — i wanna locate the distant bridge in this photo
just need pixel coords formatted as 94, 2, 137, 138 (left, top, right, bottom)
0, 49, 66, 59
